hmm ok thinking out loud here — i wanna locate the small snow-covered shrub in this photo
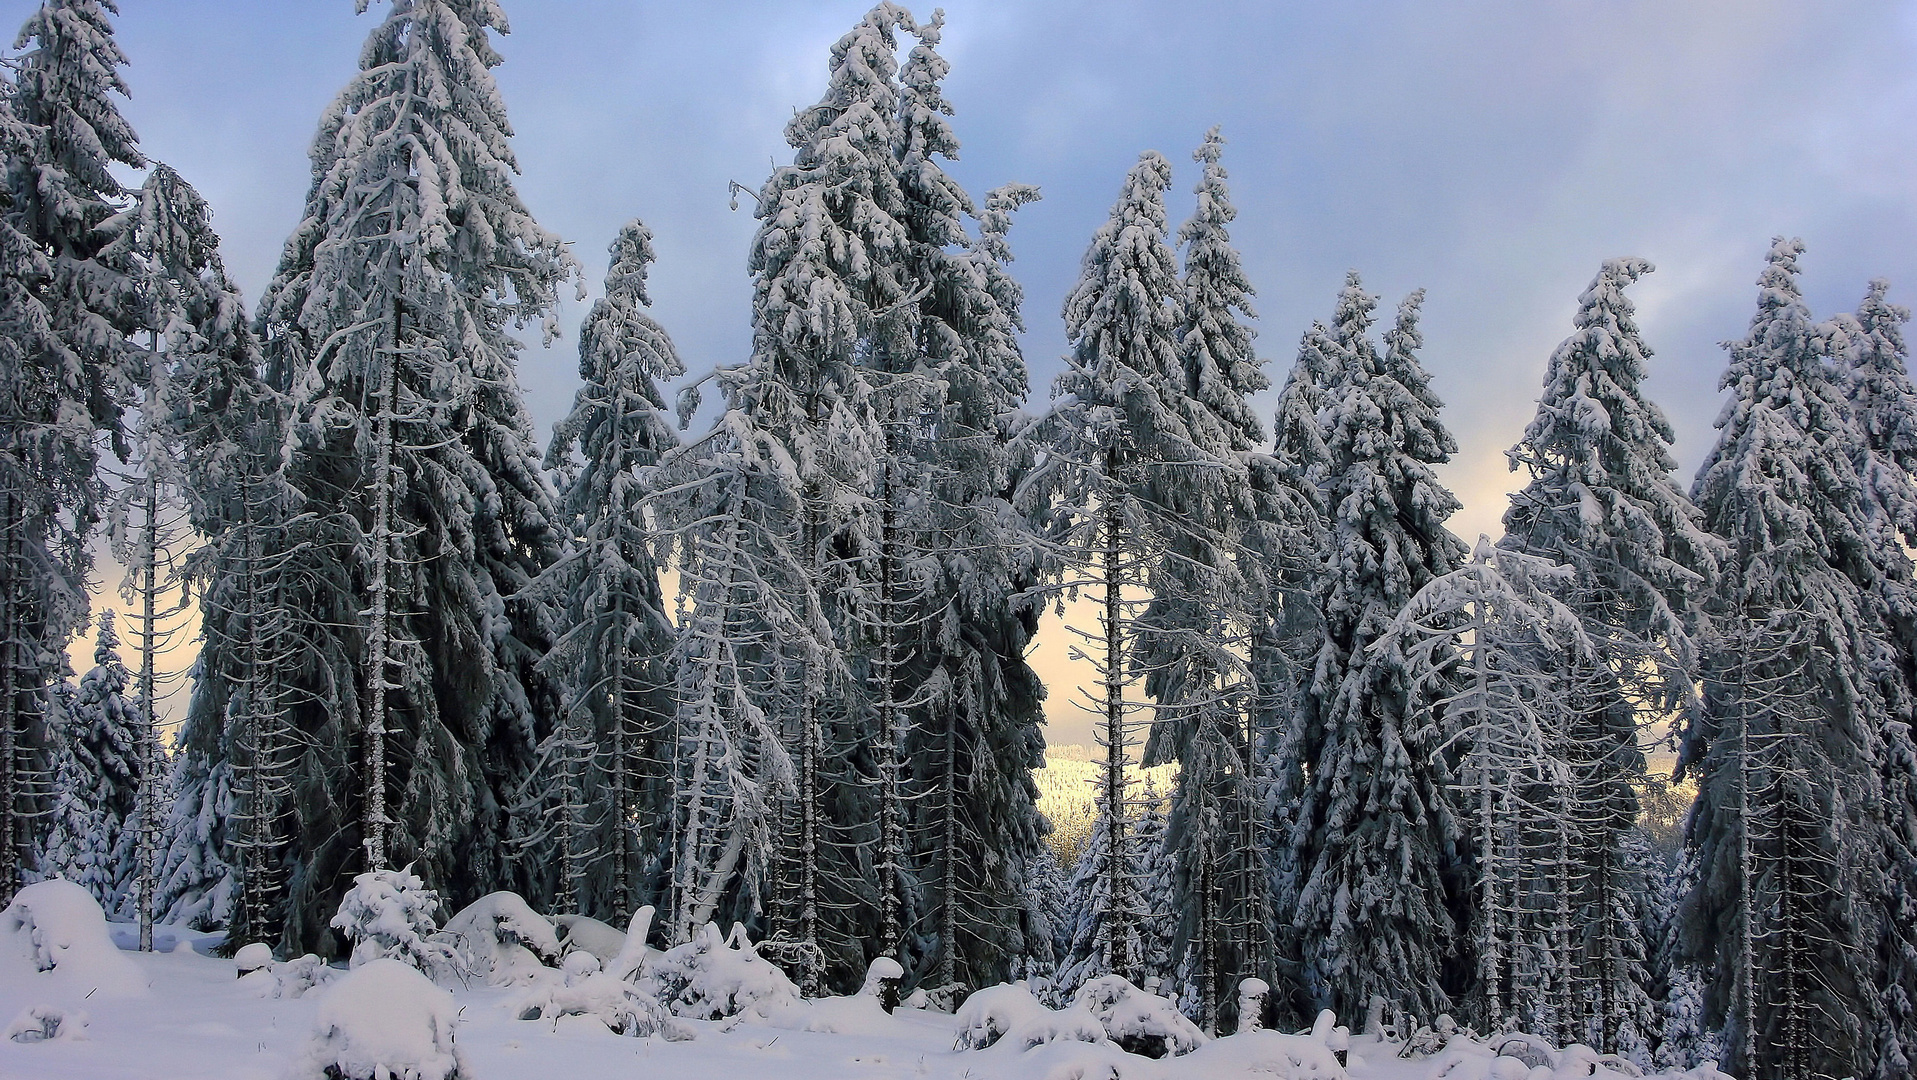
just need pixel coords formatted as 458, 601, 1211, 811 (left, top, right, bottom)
918, 981, 967, 1013
330, 866, 459, 981
294, 958, 468, 1080
234, 941, 276, 975
0, 879, 144, 996
956, 982, 1051, 1049
1073, 974, 1207, 1058
439, 891, 560, 984
956, 982, 1108, 1053
646, 921, 801, 1021
5, 1004, 89, 1043
512, 950, 692, 1041
861, 954, 903, 1011
1425, 1031, 1733, 1080
241, 953, 337, 1000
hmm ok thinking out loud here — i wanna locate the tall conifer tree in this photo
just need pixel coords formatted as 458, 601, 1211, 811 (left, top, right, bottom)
1500, 258, 1722, 1050
0, 0, 147, 901
250, 0, 578, 947
527, 220, 681, 921
1286, 276, 1471, 1023
1681, 238, 1884, 1080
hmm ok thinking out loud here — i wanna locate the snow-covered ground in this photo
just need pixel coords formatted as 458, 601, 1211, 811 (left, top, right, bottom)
1, 880, 1731, 1080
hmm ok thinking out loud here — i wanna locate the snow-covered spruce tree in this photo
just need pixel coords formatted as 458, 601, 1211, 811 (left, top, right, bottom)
1829, 279, 1917, 1080
1499, 258, 1722, 1051
657, 5, 906, 982
0, 0, 149, 902
1650, 851, 1722, 1070
1680, 238, 1884, 1080
99, 163, 250, 951
902, 179, 1050, 995
1245, 317, 1341, 1029
142, 165, 301, 951
1020, 149, 1245, 993
1373, 539, 1592, 1035
654, 389, 805, 952
522, 220, 681, 922
1132, 779, 1176, 989
881, 11, 1049, 993
673, 3, 909, 992
252, 0, 578, 951
1136, 127, 1269, 1034
1285, 276, 1471, 1026
37, 613, 140, 913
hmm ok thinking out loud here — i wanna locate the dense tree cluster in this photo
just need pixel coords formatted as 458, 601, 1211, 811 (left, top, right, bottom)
1, 4, 1912, 1076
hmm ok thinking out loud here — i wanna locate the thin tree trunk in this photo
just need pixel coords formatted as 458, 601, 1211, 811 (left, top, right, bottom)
0, 483, 18, 904
363, 299, 400, 871
876, 447, 903, 959
137, 470, 159, 952
1102, 445, 1130, 980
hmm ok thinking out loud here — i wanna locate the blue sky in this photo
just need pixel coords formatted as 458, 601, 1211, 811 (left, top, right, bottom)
21, 0, 1917, 745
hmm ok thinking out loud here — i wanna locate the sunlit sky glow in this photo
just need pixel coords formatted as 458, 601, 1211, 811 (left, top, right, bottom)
28, 0, 1917, 747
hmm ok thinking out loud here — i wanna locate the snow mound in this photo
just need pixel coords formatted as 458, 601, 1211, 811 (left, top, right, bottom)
242, 953, 337, 1000
440, 891, 560, 984
330, 866, 460, 982
646, 921, 801, 1021
234, 941, 275, 974
1422, 1032, 1733, 1080
1005, 1038, 1142, 1079
512, 949, 693, 1040
1179, 1028, 1347, 1078
293, 957, 470, 1080
0, 879, 144, 997
5, 1004, 89, 1043
552, 913, 627, 962
956, 981, 1056, 1050
764, 958, 915, 1036
1073, 975, 1207, 1058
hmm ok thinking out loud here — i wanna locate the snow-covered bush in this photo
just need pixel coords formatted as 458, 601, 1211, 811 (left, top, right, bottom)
240, 953, 336, 1000
1422, 1030, 1735, 1080
604, 906, 657, 981
292, 958, 469, 1080
552, 914, 627, 963
0, 878, 144, 996
1237, 978, 1270, 1033
1072, 974, 1207, 1058
956, 981, 1107, 1053
439, 891, 560, 984
329, 866, 459, 981
513, 950, 692, 1041
5, 1004, 89, 1043
233, 941, 275, 975
956, 981, 1050, 1050
645, 922, 800, 1021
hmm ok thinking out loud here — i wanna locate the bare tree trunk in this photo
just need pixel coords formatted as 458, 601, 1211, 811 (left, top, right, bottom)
1101, 445, 1131, 981
363, 299, 400, 871
137, 470, 159, 952
876, 448, 903, 959
0, 483, 19, 904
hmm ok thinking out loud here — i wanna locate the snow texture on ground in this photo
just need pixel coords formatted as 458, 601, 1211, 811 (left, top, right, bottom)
0, 911, 1737, 1080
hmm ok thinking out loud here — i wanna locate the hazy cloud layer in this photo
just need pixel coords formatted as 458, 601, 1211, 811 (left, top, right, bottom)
22, 0, 1914, 746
